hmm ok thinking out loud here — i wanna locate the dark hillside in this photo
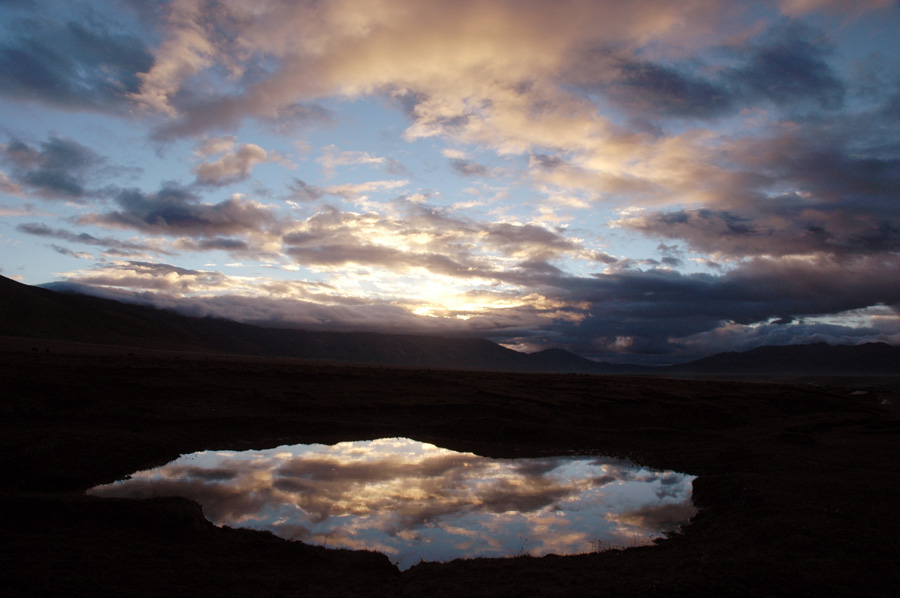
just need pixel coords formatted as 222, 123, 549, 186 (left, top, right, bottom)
4, 275, 898, 376
0, 275, 601, 372
670, 342, 900, 376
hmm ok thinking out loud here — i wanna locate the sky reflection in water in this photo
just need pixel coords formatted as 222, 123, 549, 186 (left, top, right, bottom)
88, 438, 696, 569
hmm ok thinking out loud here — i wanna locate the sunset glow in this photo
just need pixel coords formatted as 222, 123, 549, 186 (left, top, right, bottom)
1, 0, 898, 363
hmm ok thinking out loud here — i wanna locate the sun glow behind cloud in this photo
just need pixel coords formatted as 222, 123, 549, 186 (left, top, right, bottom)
1, 0, 899, 363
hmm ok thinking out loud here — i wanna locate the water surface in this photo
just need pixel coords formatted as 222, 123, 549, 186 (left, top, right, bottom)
89, 438, 696, 569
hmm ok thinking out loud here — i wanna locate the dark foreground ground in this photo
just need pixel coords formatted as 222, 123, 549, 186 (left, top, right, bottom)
2, 337, 899, 597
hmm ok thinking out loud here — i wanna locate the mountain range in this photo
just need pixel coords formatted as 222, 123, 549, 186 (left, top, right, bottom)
1, 274, 897, 376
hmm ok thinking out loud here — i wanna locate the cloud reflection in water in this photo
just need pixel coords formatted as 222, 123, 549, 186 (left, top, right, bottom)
88, 438, 696, 569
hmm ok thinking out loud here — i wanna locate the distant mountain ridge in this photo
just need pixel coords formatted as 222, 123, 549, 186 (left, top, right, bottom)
1, 275, 897, 376
0, 275, 615, 373
668, 341, 900, 376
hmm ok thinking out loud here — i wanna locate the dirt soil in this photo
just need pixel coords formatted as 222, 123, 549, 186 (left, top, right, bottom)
2, 337, 899, 596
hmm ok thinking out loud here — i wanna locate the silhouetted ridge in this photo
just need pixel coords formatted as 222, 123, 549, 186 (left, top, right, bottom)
670, 342, 900, 375
524, 348, 647, 374
0, 275, 605, 372
2, 275, 897, 375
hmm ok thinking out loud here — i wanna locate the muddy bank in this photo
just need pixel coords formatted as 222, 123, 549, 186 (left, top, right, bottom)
2, 339, 899, 596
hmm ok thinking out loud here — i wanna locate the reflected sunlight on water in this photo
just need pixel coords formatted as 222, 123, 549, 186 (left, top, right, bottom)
88, 438, 696, 569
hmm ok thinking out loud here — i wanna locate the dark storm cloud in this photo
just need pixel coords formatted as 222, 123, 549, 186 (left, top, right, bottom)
90, 476, 273, 524
482, 222, 578, 255
115, 0, 168, 25
522, 255, 900, 361
880, 85, 900, 122
194, 238, 251, 251
171, 236, 261, 259
529, 154, 565, 170
197, 206, 900, 359
48, 244, 91, 259
82, 184, 278, 237
607, 60, 733, 118
61, 254, 899, 364
618, 116, 900, 260
725, 22, 845, 111
508, 259, 567, 279
0, 136, 103, 200
587, 22, 844, 121
655, 243, 685, 268
673, 317, 900, 356
612, 501, 697, 532
624, 205, 900, 258
15, 222, 162, 253
0, 13, 153, 112
659, 256, 682, 267
772, 147, 900, 208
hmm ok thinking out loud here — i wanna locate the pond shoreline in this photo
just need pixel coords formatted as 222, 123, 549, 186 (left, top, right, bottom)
88, 438, 698, 569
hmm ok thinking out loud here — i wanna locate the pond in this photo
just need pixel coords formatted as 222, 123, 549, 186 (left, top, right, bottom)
88, 438, 696, 570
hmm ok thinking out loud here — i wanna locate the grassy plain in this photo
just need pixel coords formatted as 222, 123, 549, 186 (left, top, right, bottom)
2, 337, 899, 596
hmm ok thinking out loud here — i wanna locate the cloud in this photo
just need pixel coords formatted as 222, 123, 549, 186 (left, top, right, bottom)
15, 222, 165, 255
584, 21, 844, 123
724, 22, 845, 111
612, 116, 900, 259
122, 2, 859, 212
277, 202, 589, 281
80, 184, 279, 237
449, 158, 490, 177
0, 135, 104, 200
0, 3, 153, 112
603, 58, 734, 119
523, 254, 900, 361
59, 261, 231, 294
672, 308, 900, 356
608, 501, 698, 534
288, 179, 325, 203
127, 0, 216, 116
178, 237, 251, 253
8, 0, 899, 364
317, 145, 388, 177
194, 137, 239, 159
192, 141, 272, 187
130, 0, 740, 140
57, 250, 900, 364
88, 438, 695, 568
55, 256, 584, 338
777, 0, 894, 17
616, 204, 900, 259
49, 244, 92, 260
0, 171, 23, 195
0, 202, 34, 217
319, 179, 410, 199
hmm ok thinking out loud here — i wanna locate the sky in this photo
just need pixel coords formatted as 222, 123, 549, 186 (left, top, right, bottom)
1, 0, 899, 364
